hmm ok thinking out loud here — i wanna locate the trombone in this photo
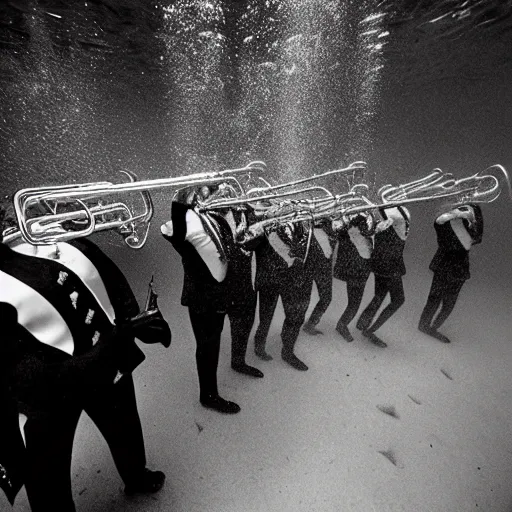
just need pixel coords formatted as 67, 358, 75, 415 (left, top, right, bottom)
11, 161, 267, 248
240, 164, 511, 239
199, 161, 368, 211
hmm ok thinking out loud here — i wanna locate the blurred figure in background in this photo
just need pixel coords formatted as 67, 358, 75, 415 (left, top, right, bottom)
333, 213, 374, 343
301, 218, 337, 336
418, 203, 483, 343
356, 206, 411, 348
253, 220, 313, 371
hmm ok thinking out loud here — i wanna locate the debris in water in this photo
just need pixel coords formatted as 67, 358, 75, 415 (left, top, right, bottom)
408, 395, 422, 405
440, 368, 453, 380
378, 450, 398, 467
195, 421, 204, 433
377, 404, 399, 419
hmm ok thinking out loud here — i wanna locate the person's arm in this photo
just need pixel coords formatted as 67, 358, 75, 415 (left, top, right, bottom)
160, 220, 174, 237
236, 218, 266, 251
374, 218, 394, 233
436, 207, 474, 225
268, 230, 296, 267
467, 204, 483, 245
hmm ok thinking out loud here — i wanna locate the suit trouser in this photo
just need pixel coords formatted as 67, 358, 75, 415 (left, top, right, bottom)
357, 274, 405, 332
228, 292, 257, 366
254, 276, 313, 353
338, 277, 369, 326
419, 273, 465, 330
306, 256, 333, 326
23, 375, 146, 512
189, 308, 225, 401
189, 297, 258, 400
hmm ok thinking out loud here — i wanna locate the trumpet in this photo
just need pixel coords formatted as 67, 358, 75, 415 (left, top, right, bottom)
11, 161, 267, 248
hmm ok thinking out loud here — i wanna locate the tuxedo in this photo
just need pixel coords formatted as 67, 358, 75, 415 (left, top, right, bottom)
253, 222, 314, 359
161, 202, 261, 403
419, 205, 483, 334
303, 223, 337, 328
0, 239, 149, 511
333, 223, 373, 330
357, 207, 410, 335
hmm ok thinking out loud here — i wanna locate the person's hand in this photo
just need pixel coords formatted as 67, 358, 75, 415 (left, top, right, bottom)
249, 222, 265, 238
332, 219, 345, 232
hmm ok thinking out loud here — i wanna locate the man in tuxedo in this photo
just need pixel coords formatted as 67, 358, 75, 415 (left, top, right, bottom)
301, 219, 337, 336
418, 203, 483, 343
0, 205, 169, 511
252, 220, 313, 371
333, 213, 374, 343
161, 186, 263, 415
356, 206, 411, 348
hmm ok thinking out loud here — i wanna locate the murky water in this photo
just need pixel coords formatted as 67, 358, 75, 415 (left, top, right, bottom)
1, 0, 511, 271
1, 2, 512, 510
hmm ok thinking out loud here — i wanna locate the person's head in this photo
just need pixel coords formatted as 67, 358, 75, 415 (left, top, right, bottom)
198, 185, 212, 201
173, 187, 198, 206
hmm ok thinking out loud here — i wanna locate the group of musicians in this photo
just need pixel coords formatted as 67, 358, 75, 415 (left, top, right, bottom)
0, 182, 484, 511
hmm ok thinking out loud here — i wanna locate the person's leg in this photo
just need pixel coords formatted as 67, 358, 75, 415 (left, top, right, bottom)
336, 279, 367, 342
24, 409, 81, 512
229, 292, 263, 377
83, 375, 165, 495
418, 274, 443, 331
425, 281, 464, 343
356, 274, 387, 331
189, 309, 240, 413
304, 258, 333, 335
254, 287, 280, 361
366, 277, 405, 332
280, 278, 312, 371
431, 286, 463, 331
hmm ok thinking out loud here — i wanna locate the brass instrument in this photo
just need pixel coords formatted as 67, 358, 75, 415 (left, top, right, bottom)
5, 161, 508, 254
240, 165, 510, 240
11, 161, 267, 248
128, 276, 172, 348
199, 161, 368, 211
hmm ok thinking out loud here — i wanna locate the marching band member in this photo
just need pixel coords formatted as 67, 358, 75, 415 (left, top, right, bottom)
0, 206, 169, 511
418, 203, 483, 343
356, 206, 410, 348
160, 186, 263, 415
333, 213, 374, 343
252, 220, 313, 371
206, 186, 264, 380
301, 219, 337, 336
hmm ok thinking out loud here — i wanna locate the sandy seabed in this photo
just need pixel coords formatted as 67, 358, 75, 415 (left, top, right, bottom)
5, 257, 512, 512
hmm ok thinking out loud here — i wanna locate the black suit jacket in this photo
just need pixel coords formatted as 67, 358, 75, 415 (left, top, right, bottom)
0, 239, 145, 504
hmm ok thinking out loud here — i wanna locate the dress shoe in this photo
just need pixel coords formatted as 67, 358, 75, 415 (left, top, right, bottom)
124, 468, 166, 496
281, 351, 308, 371
335, 322, 354, 342
200, 395, 241, 414
419, 326, 451, 343
255, 346, 273, 361
362, 330, 388, 348
302, 321, 323, 336
232, 363, 264, 378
